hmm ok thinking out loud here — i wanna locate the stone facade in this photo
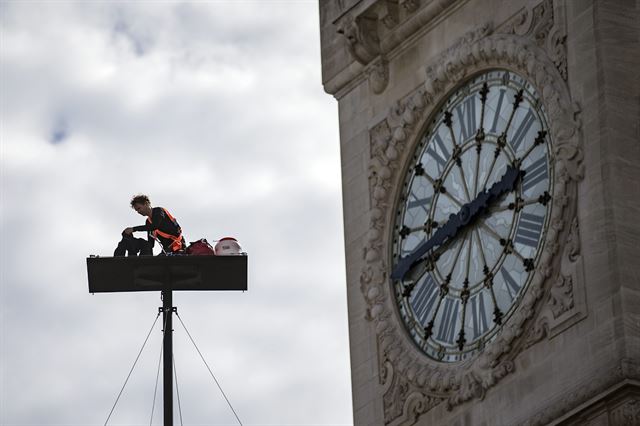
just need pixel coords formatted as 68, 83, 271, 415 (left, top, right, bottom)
319, 0, 640, 425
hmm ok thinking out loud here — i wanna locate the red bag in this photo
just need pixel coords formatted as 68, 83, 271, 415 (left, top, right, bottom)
186, 238, 216, 256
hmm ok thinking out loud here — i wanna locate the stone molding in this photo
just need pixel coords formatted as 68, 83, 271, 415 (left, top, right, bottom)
516, 359, 640, 425
326, 0, 568, 97
609, 398, 640, 426
330, 0, 463, 96
360, 11, 584, 424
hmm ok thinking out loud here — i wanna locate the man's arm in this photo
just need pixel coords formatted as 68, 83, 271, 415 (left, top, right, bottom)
132, 208, 165, 232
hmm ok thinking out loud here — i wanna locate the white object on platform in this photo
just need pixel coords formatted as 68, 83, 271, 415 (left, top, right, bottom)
214, 237, 243, 256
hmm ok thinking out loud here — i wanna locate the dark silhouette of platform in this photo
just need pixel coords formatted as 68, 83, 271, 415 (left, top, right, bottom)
86, 255, 248, 293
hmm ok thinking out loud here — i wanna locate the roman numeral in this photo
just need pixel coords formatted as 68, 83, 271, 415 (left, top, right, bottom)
426, 133, 450, 174
500, 266, 521, 301
410, 274, 439, 325
522, 157, 548, 192
470, 292, 489, 340
510, 109, 536, 152
490, 89, 506, 133
515, 212, 544, 248
436, 298, 459, 344
455, 96, 477, 142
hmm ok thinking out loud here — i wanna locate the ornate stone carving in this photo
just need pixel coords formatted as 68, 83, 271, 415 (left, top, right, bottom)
549, 218, 579, 317
337, 15, 381, 65
383, 365, 410, 423
549, 275, 574, 318
422, 23, 493, 100
367, 56, 390, 95
336, 11, 392, 95
382, 355, 443, 426
380, 0, 400, 29
332, 0, 458, 96
525, 216, 586, 348
361, 21, 584, 422
400, 0, 419, 13
337, 12, 391, 94
501, 0, 568, 80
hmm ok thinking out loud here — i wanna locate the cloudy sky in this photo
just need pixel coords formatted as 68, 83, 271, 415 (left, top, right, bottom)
1, 1, 352, 425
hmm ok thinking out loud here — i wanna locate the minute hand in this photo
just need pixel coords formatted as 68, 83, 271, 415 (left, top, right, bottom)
391, 165, 520, 281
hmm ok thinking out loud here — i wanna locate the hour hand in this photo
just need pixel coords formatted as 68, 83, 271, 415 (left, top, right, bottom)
487, 165, 521, 199
391, 166, 521, 282
391, 213, 462, 281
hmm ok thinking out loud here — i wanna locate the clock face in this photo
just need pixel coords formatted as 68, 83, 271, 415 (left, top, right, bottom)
392, 70, 553, 363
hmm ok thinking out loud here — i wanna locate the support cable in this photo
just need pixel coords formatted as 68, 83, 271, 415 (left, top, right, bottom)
104, 312, 161, 426
175, 312, 243, 426
173, 353, 184, 426
149, 312, 169, 425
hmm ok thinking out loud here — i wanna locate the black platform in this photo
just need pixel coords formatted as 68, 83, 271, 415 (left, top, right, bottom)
86, 255, 248, 293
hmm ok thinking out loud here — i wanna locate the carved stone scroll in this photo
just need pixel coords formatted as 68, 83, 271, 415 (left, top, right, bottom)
525, 217, 587, 348
333, 0, 460, 96
500, 0, 568, 80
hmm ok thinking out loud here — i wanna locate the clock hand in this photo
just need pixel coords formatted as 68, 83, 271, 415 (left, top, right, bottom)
403, 224, 474, 292
391, 166, 521, 281
391, 214, 462, 281
487, 164, 521, 199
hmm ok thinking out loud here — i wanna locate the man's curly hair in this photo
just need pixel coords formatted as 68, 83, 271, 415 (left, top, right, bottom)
130, 194, 151, 208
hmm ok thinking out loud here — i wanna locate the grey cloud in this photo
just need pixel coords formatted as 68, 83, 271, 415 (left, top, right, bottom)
1, 2, 351, 425
112, 12, 154, 57
49, 116, 70, 144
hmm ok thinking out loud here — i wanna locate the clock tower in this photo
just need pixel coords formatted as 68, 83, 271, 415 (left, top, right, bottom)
319, 1, 640, 425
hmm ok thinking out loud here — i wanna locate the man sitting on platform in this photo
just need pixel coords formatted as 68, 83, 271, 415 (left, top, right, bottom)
115, 194, 186, 256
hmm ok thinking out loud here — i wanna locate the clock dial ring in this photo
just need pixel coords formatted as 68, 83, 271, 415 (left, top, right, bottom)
392, 69, 554, 363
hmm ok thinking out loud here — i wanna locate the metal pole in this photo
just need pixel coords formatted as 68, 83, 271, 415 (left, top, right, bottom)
162, 289, 173, 426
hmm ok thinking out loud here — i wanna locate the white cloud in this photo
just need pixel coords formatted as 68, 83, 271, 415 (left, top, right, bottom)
1, 1, 351, 424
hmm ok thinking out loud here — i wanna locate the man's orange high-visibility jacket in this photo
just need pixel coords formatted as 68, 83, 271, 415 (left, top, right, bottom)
133, 207, 185, 253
